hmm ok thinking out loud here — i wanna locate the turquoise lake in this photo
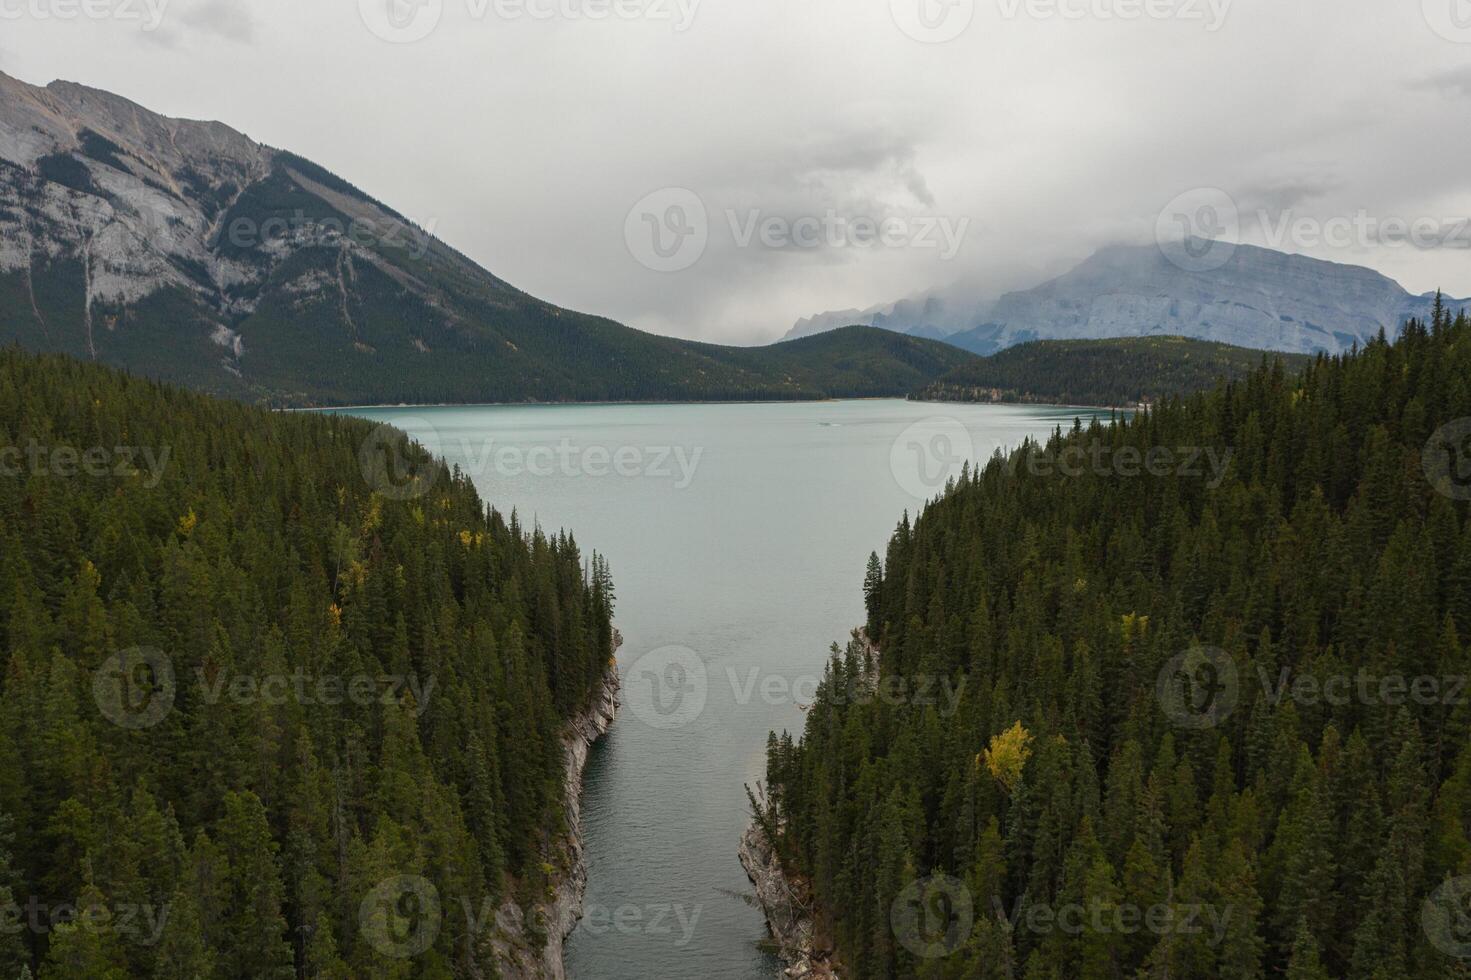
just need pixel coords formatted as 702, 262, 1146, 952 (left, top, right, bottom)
340, 399, 1111, 979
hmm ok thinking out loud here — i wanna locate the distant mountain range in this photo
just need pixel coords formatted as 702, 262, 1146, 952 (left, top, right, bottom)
0, 73, 971, 406
786, 294, 973, 343
787, 241, 1467, 356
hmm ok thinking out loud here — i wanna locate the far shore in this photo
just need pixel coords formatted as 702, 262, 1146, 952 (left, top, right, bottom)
288, 396, 1126, 413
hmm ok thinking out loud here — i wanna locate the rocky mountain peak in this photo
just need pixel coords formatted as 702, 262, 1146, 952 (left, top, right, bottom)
788, 240, 1467, 356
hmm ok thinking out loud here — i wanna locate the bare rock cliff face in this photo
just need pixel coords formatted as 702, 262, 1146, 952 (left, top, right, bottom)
0, 72, 271, 322
0, 70, 524, 402
738, 821, 838, 979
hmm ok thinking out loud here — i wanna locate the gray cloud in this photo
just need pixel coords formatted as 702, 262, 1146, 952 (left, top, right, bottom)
793, 125, 937, 207
1235, 179, 1337, 216
138, 0, 257, 48
180, 2, 257, 42
5, 0, 1471, 343
1414, 66, 1471, 96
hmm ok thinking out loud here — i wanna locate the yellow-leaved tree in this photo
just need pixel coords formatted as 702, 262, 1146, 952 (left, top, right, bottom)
980, 721, 1033, 794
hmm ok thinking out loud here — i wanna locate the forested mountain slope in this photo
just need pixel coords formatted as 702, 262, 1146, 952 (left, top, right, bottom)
912, 336, 1314, 408
762, 304, 1471, 979
0, 350, 616, 976
0, 72, 971, 406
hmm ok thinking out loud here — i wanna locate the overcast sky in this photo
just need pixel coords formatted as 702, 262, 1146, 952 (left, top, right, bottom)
3, 0, 1470, 344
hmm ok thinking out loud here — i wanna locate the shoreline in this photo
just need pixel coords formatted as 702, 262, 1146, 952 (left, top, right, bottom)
907, 392, 1142, 412
491, 650, 622, 978
296, 395, 910, 413
737, 818, 835, 979
738, 629, 879, 979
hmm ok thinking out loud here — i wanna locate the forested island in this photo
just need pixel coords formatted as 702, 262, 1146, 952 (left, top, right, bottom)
0, 350, 617, 977
757, 304, 1471, 979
